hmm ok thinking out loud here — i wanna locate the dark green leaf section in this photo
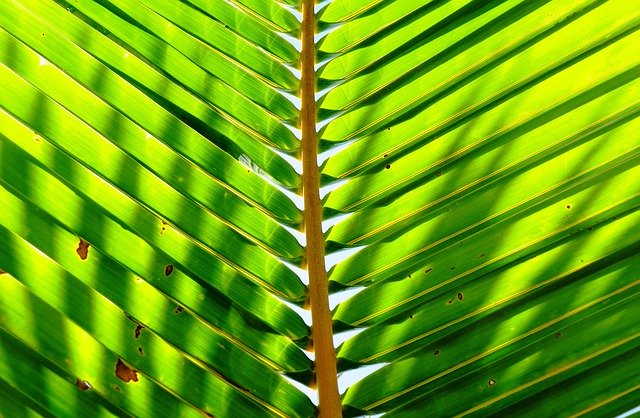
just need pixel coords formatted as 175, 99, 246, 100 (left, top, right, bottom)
321, 0, 640, 416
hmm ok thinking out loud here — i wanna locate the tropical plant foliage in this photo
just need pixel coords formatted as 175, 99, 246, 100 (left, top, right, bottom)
1, 0, 639, 417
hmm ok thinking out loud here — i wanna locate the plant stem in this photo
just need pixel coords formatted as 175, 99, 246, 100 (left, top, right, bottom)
300, 1, 341, 417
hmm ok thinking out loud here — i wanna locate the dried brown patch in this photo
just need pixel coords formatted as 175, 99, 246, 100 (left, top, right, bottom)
115, 359, 138, 383
164, 264, 174, 276
75, 379, 91, 390
134, 324, 143, 339
76, 239, 90, 260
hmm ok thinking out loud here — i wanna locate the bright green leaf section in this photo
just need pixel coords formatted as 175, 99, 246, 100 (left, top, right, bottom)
0, 330, 129, 417
232, 0, 300, 33
0, 17, 300, 191
0, 222, 314, 417
324, 79, 640, 245
329, 139, 640, 288
0, 47, 302, 260
76, 0, 297, 118
183, 0, 299, 62
317, 0, 388, 24
336, 208, 640, 362
0, 181, 312, 378
5, 0, 299, 152
0, 273, 294, 418
341, 261, 640, 415
0, 3, 299, 189
0, 113, 309, 332
110, 0, 298, 91
318, 0, 438, 55
321, 0, 639, 169
319, 0, 519, 109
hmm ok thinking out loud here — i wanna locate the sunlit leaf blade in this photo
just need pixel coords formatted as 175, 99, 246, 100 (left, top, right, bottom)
318, 0, 441, 57
317, 0, 387, 24
0, 1, 301, 191
7, 1, 299, 152
0, 114, 307, 331
0, 329, 134, 417
324, 0, 640, 416
111, 0, 298, 91
328, 148, 640, 289
0, 181, 312, 378
325, 75, 640, 225
183, 0, 299, 63
0, 273, 313, 417
232, 0, 300, 33
335, 209, 640, 361
80, 0, 297, 118
341, 262, 640, 415
320, 0, 639, 170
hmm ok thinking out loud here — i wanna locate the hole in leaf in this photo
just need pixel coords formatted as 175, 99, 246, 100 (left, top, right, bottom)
76, 239, 90, 260
164, 264, 174, 276
488, 379, 496, 386
115, 359, 138, 383
75, 379, 91, 391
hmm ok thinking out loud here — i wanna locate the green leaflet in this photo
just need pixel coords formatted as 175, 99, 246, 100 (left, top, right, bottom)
182, 0, 299, 62
342, 264, 640, 415
320, 0, 639, 170
324, 80, 640, 245
0, 225, 314, 417
0, 2, 301, 190
318, 0, 388, 24
232, 0, 300, 33
318, 0, 439, 56
0, 112, 309, 333
110, 0, 298, 91
0, 181, 312, 378
6, 1, 299, 152
0, 273, 309, 417
336, 209, 640, 363
80, 0, 298, 116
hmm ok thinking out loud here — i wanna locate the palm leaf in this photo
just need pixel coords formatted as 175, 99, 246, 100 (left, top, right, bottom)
1, 0, 638, 417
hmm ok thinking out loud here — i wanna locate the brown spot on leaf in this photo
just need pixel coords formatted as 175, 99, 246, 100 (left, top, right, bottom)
0, 269, 5, 275
115, 359, 138, 383
134, 324, 143, 339
435, 171, 442, 177
457, 292, 463, 301
424, 268, 432, 274
383, 153, 388, 158
174, 306, 183, 314
113, 385, 120, 391
385, 164, 391, 169
448, 299, 453, 304
409, 313, 413, 319
75, 379, 91, 390
138, 347, 144, 355
204, 413, 215, 418
76, 239, 90, 260
566, 204, 571, 210
434, 350, 440, 356
555, 332, 562, 339
164, 264, 174, 276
